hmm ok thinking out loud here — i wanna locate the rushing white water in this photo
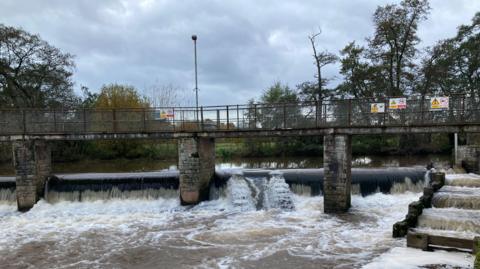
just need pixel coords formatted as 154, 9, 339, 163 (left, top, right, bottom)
0, 188, 15, 203
416, 208, 480, 239
0, 191, 429, 269
264, 171, 294, 210
46, 187, 179, 203
446, 173, 480, 187
431, 185, 480, 209
226, 172, 256, 211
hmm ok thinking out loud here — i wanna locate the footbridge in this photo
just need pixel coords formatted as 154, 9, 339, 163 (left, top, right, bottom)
2, 95, 480, 212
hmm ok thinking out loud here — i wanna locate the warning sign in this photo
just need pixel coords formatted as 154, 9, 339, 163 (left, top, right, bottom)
430, 97, 449, 110
389, 98, 407, 110
154, 109, 174, 120
370, 103, 385, 113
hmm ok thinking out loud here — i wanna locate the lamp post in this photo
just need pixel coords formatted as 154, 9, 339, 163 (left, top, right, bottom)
192, 34, 199, 121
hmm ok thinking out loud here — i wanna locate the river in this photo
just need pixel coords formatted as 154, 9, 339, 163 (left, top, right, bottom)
0, 154, 452, 175
0, 154, 474, 268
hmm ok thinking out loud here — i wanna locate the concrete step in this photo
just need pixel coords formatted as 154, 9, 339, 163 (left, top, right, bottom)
431, 186, 480, 210
417, 208, 480, 236
407, 230, 479, 253
445, 173, 480, 187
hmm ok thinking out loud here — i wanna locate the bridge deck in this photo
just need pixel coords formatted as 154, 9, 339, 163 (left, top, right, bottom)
1, 95, 480, 141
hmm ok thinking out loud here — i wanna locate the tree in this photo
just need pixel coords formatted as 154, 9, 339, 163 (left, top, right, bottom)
92, 84, 150, 159
143, 82, 192, 107
95, 84, 148, 109
368, 0, 430, 96
0, 24, 76, 108
306, 30, 338, 102
424, 12, 480, 99
336, 41, 378, 98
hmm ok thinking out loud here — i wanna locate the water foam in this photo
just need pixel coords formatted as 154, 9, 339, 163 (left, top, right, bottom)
0, 188, 15, 203
226, 172, 256, 211
431, 185, 480, 209
416, 208, 480, 238
0, 192, 424, 268
264, 171, 295, 211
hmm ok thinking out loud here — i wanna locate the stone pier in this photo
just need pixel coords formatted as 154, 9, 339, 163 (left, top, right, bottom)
12, 140, 51, 211
456, 145, 480, 173
178, 137, 215, 205
323, 134, 352, 213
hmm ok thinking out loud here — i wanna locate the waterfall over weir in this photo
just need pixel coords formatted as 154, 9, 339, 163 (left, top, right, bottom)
0, 177, 15, 203
0, 167, 427, 204
227, 171, 294, 211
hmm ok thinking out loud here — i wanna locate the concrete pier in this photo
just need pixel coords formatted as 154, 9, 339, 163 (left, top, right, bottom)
12, 140, 51, 211
456, 145, 480, 173
323, 134, 352, 213
178, 137, 215, 205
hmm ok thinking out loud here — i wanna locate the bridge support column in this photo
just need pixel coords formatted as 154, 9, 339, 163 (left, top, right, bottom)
12, 140, 51, 211
323, 134, 352, 213
178, 137, 215, 205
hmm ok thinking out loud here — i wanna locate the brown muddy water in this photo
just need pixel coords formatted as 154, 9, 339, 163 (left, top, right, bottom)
0, 154, 452, 268
0, 193, 420, 269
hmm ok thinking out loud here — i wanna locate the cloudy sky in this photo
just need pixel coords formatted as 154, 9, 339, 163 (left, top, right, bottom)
1, 0, 479, 106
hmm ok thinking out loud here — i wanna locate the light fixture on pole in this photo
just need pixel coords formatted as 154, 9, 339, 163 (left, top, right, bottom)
192, 34, 199, 121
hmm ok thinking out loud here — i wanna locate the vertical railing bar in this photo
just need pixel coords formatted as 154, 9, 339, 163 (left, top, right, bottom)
172, 107, 175, 132
22, 109, 26, 135
236, 105, 239, 130
200, 106, 204, 131
112, 109, 116, 133
347, 99, 352, 126
226, 105, 230, 130
53, 108, 57, 133
83, 108, 87, 133
254, 104, 257, 129
143, 108, 146, 132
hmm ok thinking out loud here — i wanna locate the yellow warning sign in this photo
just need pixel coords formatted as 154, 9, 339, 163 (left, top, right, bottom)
389, 98, 406, 109
430, 97, 449, 110
370, 103, 385, 113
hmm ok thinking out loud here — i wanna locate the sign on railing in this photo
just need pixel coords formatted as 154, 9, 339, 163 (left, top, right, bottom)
389, 98, 407, 109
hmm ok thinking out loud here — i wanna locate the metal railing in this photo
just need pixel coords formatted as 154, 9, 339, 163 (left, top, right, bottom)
0, 95, 479, 135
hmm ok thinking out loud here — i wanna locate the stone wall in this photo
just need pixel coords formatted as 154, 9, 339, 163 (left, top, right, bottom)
323, 134, 352, 213
457, 145, 480, 173
178, 137, 215, 205
12, 140, 51, 211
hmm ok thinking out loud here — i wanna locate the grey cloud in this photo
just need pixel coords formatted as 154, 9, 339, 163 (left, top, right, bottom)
1, 0, 479, 106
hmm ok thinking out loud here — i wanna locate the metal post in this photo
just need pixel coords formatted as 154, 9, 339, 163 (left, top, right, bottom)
315, 100, 319, 127
200, 106, 204, 131
217, 109, 220, 129
226, 106, 230, 130
347, 99, 352, 126
383, 100, 388, 126
112, 109, 116, 133
172, 107, 175, 132
53, 109, 57, 133
454, 133, 458, 166
254, 104, 257, 129
22, 109, 26, 135
143, 108, 146, 132
283, 103, 287, 128
192, 35, 199, 121
83, 108, 87, 133
236, 104, 239, 130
